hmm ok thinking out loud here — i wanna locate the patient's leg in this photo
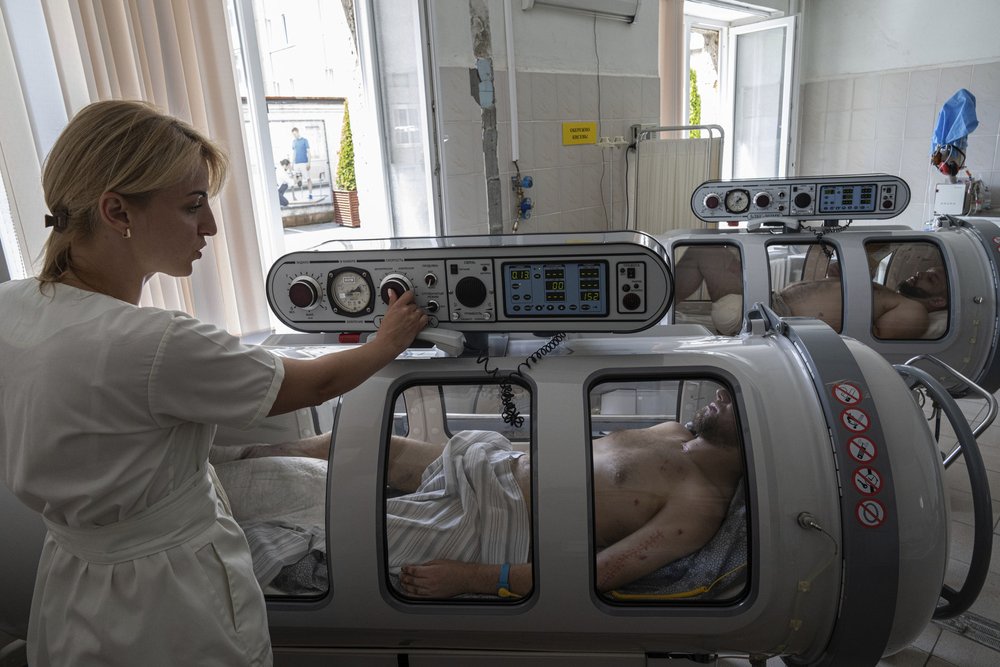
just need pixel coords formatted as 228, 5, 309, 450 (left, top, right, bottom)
387, 436, 446, 493
237, 432, 332, 460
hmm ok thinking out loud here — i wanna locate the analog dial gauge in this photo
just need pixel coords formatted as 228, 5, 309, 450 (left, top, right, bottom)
330, 270, 373, 315
724, 189, 750, 214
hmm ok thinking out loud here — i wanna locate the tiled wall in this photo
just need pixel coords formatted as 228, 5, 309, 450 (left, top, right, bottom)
437, 65, 660, 235
796, 60, 1000, 228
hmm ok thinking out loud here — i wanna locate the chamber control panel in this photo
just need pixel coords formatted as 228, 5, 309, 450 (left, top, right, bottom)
691, 174, 911, 222
266, 232, 673, 334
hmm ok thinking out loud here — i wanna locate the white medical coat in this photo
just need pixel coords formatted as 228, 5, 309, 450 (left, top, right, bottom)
0, 279, 284, 666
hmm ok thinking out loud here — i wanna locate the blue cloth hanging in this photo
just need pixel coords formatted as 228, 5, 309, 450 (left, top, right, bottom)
930, 88, 978, 154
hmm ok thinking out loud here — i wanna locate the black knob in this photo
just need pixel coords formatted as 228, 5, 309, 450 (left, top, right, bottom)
793, 191, 812, 208
455, 276, 488, 308
379, 274, 412, 304
622, 292, 641, 311
288, 277, 320, 310
426, 300, 440, 313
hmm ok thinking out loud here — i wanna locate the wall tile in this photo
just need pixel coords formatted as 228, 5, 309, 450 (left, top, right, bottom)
938, 65, 973, 103
556, 73, 582, 120
796, 142, 826, 175
440, 66, 480, 122
802, 80, 828, 116
800, 110, 826, 144
976, 97, 1000, 138
826, 110, 851, 143
441, 120, 486, 175
622, 76, 642, 121
641, 76, 660, 120
972, 61, 1000, 100
846, 140, 875, 173
853, 75, 880, 110
444, 172, 487, 234
876, 106, 907, 140
908, 69, 940, 107
874, 139, 903, 173
533, 120, 561, 169
827, 78, 854, 111
849, 109, 877, 142
528, 167, 560, 216
879, 71, 910, 108
515, 120, 536, 170
531, 72, 559, 120
968, 133, 997, 174
599, 75, 624, 120
580, 74, 600, 121
515, 71, 532, 121
904, 105, 936, 142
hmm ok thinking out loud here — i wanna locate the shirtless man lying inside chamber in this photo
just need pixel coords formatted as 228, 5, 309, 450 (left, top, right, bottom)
387, 388, 744, 598
674, 244, 948, 339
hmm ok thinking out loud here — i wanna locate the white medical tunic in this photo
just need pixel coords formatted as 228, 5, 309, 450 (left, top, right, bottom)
0, 279, 285, 666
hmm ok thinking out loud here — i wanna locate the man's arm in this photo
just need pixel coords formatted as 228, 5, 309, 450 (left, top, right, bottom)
873, 292, 930, 339
595, 478, 727, 592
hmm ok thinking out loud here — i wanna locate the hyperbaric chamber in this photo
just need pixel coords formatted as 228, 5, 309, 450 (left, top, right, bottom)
664, 174, 1000, 395
0, 232, 991, 667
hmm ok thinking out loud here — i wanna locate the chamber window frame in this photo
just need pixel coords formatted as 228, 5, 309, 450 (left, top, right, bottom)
381, 377, 536, 605
586, 371, 751, 607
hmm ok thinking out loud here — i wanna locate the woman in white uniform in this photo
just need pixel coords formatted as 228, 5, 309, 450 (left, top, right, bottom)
0, 100, 427, 666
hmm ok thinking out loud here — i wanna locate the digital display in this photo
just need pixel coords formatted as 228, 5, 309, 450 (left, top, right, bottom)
503, 260, 608, 317
818, 184, 877, 214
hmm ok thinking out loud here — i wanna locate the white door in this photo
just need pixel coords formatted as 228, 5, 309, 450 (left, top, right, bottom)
724, 16, 796, 179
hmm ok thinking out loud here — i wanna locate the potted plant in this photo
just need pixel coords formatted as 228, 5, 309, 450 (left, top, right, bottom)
333, 100, 361, 227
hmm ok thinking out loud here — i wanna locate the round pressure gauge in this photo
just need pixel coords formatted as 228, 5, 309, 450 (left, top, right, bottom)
724, 189, 751, 214
328, 268, 374, 316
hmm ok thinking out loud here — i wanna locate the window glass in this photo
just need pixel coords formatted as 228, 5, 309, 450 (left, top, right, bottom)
590, 377, 747, 602
672, 243, 743, 335
866, 241, 949, 340
767, 242, 843, 332
385, 382, 533, 601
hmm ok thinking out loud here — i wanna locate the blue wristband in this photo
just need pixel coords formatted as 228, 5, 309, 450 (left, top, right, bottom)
497, 562, 514, 597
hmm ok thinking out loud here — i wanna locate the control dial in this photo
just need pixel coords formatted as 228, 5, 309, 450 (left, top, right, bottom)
753, 192, 771, 208
288, 276, 322, 310
329, 268, 374, 316
379, 273, 413, 304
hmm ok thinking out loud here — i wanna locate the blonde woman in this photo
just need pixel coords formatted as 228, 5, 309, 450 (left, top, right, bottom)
0, 100, 426, 666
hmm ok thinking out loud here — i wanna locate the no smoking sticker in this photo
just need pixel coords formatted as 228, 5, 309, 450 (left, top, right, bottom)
847, 436, 878, 462
852, 466, 882, 495
840, 407, 871, 433
832, 382, 863, 405
856, 499, 886, 528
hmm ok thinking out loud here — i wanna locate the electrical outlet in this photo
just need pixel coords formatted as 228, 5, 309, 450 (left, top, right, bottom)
597, 136, 628, 148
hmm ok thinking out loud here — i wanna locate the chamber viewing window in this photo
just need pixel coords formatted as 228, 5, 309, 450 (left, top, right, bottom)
590, 377, 748, 603
866, 241, 949, 340
767, 242, 843, 332
384, 382, 533, 602
672, 243, 744, 335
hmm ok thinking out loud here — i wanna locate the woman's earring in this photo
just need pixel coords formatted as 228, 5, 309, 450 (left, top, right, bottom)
123, 227, 132, 239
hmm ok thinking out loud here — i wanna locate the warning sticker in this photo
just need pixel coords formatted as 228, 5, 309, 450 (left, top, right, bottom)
852, 466, 882, 495
832, 381, 863, 405
847, 436, 878, 463
840, 408, 871, 433
856, 499, 886, 528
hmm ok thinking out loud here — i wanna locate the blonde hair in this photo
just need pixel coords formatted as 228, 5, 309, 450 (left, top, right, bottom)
38, 100, 229, 284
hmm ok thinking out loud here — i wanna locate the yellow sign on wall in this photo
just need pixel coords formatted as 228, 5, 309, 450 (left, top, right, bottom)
562, 121, 597, 145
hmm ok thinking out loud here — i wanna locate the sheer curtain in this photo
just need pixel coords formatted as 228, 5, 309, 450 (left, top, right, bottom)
12, 0, 272, 335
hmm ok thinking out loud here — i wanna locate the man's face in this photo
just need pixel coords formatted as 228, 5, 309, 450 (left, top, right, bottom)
691, 388, 739, 446
898, 263, 948, 310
